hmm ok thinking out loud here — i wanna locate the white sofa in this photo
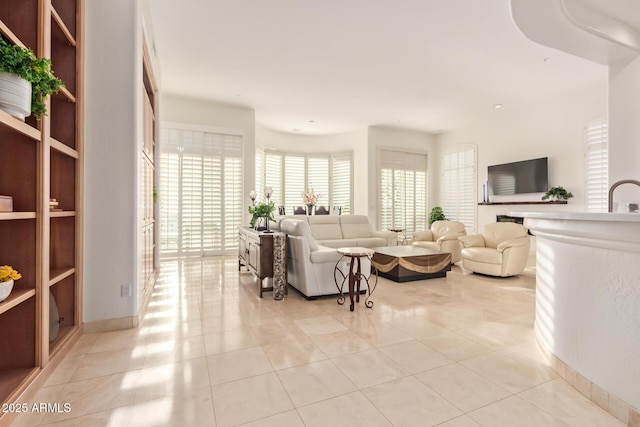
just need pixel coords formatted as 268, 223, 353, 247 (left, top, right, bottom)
458, 222, 530, 277
279, 219, 364, 298
274, 214, 397, 248
278, 216, 389, 298
412, 220, 466, 263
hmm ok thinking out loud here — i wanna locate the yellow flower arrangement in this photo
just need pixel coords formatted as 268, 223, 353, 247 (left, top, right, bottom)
0, 265, 21, 282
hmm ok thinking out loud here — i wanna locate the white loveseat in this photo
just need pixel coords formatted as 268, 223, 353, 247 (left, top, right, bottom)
278, 215, 390, 298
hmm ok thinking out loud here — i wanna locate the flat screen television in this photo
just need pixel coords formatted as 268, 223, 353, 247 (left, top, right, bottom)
488, 157, 548, 195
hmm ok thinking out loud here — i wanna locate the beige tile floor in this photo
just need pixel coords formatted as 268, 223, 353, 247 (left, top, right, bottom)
10, 256, 625, 426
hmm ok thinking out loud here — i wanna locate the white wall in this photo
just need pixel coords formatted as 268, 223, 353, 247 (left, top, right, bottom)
609, 55, 640, 208
84, 0, 142, 323
256, 125, 369, 214
367, 127, 438, 228
437, 84, 607, 230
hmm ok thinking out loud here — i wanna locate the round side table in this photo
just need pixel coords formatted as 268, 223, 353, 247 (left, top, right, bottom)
333, 247, 378, 311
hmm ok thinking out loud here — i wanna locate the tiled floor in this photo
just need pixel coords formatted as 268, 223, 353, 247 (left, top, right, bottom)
10, 256, 625, 426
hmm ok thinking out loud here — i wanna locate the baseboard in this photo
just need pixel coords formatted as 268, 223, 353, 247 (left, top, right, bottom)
534, 322, 639, 426
83, 315, 139, 333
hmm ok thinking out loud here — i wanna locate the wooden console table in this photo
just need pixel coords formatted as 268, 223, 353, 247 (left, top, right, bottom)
238, 227, 288, 298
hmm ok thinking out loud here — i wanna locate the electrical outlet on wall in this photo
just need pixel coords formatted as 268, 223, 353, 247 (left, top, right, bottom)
121, 283, 132, 297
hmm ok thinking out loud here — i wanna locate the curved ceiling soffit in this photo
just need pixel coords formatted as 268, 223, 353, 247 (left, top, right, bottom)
510, 0, 640, 65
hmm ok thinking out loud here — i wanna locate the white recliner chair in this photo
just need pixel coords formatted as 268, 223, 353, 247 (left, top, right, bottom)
458, 222, 530, 277
412, 220, 466, 263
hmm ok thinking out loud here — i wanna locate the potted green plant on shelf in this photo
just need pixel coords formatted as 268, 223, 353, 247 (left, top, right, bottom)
0, 265, 21, 302
429, 206, 447, 226
0, 35, 63, 121
542, 186, 574, 201
248, 201, 276, 230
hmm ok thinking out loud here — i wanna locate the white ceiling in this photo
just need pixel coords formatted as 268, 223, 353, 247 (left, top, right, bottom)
148, 0, 612, 135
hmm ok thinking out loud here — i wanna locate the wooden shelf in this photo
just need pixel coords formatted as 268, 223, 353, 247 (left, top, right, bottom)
0, 20, 26, 48
49, 210, 75, 218
478, 201, 568, 206
0, 367, 39, 404
57, 86, 77, 103
0, 289, 36, 315
0, 213, 36, 221
51, 137, 79, 158
49, 267, 75, 287
49, 325, 76, 355
0, 110, 40, 141
51, 6, 76, 47
0, 1, 39, 51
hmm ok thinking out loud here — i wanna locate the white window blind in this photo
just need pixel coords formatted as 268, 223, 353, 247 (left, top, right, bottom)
255, 148, 265, 204
442, 146, 476, 233
284, 155, 306, 213
585, 115, 608, 212
331, 155, 352, 214
265, 152, 283, 207
159, 124, 243, 257
307, 156, 329, 209
259, 150, 352, 215
378, 149, 428, 235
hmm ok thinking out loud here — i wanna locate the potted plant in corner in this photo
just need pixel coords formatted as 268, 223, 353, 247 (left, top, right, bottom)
0, 35, 63, 121
542, 186, 573, 202
0, 265, 21, 302
429, 206, 447, 226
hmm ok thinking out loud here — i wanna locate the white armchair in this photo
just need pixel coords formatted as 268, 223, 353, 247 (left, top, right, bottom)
458, 222, 530, 277
412, 220, 466, 263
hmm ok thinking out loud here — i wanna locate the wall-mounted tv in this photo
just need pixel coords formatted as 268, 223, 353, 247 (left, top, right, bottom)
488, 157, 548, 195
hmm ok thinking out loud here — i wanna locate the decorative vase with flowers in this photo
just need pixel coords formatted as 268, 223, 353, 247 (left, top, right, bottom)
0, 265, 21, 302
302, 188, 319, 215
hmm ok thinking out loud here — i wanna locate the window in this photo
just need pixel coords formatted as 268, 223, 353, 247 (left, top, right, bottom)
257, 151, 353, 215
442, 145, 476, 233
378, 149, 428, 235
585, 115, 608, 212
159, 124, 243, 256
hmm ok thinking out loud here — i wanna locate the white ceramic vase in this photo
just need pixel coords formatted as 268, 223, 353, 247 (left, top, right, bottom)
0, 279, 14, 302
0, 71, 32, 120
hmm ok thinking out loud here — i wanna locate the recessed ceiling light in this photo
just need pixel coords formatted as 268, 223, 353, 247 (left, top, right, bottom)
494, 104, 503, 109
293, 128, 301, 132
309, 120, 315, 123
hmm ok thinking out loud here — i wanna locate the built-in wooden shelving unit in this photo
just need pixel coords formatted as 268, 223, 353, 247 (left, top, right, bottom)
0, 0, 83, 419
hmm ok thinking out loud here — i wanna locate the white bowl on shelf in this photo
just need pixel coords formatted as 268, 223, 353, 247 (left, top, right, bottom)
0, 279, 14, 302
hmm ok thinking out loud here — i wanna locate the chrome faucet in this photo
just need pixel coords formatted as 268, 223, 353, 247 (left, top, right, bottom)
608, 179, 640, 212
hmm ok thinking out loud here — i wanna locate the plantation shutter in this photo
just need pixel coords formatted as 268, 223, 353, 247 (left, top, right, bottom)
284, 155, 305, 213
260, 150, 353, 215
159, 124, 243, 256
378, 149, 428, 235
442, 146, 476, 233
255, 148, 265, 203
307, 156, 329, 208
331, 155, 352, 214
159, 129, 180, 253
265, 152, 283, 207
585, 115, 608, 212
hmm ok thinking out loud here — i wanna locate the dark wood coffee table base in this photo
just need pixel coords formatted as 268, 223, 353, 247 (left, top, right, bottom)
371, 246, 451, 283
375, 265, 449, 282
